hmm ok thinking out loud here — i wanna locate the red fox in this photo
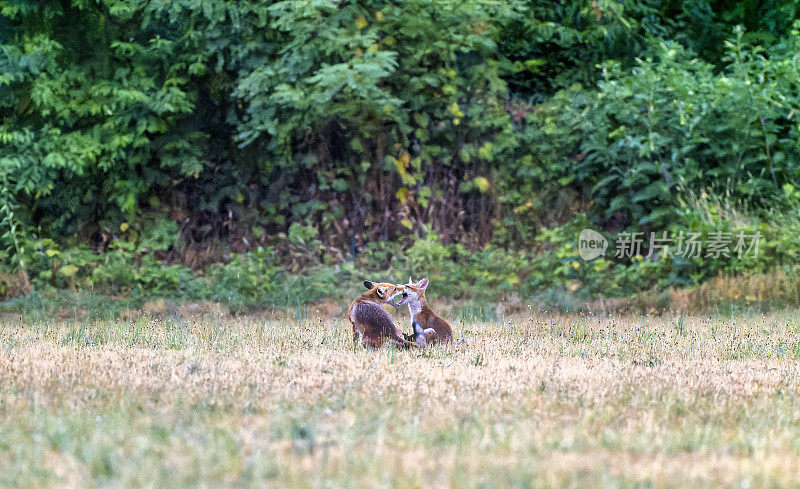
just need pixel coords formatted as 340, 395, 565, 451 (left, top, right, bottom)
348, 281, 417, 349
396, 277, 453, 345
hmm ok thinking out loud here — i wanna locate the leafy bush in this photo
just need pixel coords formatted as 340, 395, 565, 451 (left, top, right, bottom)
3, 0, 800, 308
201, 249, 278, 311
523, 33, 800, 230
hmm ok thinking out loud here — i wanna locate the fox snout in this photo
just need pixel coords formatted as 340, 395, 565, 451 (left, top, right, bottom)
395, 290, 409, 307
390, 287, 411, 307
363, 281, 406, 308
386, 289, 407, 308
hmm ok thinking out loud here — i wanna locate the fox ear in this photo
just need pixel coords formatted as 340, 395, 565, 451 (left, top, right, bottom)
417, 277, 429, 290
363, 281, 374, 290
376, 286, 387, 298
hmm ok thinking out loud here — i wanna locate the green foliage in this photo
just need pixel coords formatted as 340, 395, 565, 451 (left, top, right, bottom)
203, 249, 278, 311
523, 32, 800, 230
231, 0, 518, 241
3, 0, 800, 306
1, 2, 203, 236
500, 0, 646, 96
500, 0, 800, 97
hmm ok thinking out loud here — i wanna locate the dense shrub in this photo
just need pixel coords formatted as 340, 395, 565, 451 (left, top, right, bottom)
518, 32, 800, 230
3, 1, 800, 304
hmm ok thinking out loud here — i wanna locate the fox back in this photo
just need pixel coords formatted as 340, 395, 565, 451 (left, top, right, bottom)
348, 281, 414, 349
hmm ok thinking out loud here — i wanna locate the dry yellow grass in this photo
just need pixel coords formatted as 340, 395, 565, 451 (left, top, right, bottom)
2, 310, 800, 488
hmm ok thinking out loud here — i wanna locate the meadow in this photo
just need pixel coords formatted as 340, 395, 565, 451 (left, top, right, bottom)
2, 304, 800, 488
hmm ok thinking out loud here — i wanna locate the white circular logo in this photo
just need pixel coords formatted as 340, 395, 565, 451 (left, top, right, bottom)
578, 229, 608, 260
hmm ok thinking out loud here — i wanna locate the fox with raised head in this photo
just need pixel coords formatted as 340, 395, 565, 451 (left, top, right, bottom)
348, 281, 416, 349
396, 277, 453, 345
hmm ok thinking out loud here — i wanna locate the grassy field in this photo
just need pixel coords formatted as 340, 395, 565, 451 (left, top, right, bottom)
2, 305, 800, 488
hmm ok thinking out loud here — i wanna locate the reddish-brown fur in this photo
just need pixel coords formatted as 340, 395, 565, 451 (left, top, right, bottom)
348, 282, 416, 349
398, 278, 453, 344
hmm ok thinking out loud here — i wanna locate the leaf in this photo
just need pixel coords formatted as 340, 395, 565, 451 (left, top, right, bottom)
448, 102, 464, 118
390, 154, 416, 185
395, 187, 410, 204
58, 265, 80, 278
473, 177, 490, 193
332, 179, 349, 192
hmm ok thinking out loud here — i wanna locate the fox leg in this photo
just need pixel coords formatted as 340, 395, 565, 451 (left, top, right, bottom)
390, 331, 418, 349
423, 329, 438, 344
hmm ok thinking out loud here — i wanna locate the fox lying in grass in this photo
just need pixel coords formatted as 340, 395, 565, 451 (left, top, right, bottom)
396, 277, 453, 346
348, 281, 417, 349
